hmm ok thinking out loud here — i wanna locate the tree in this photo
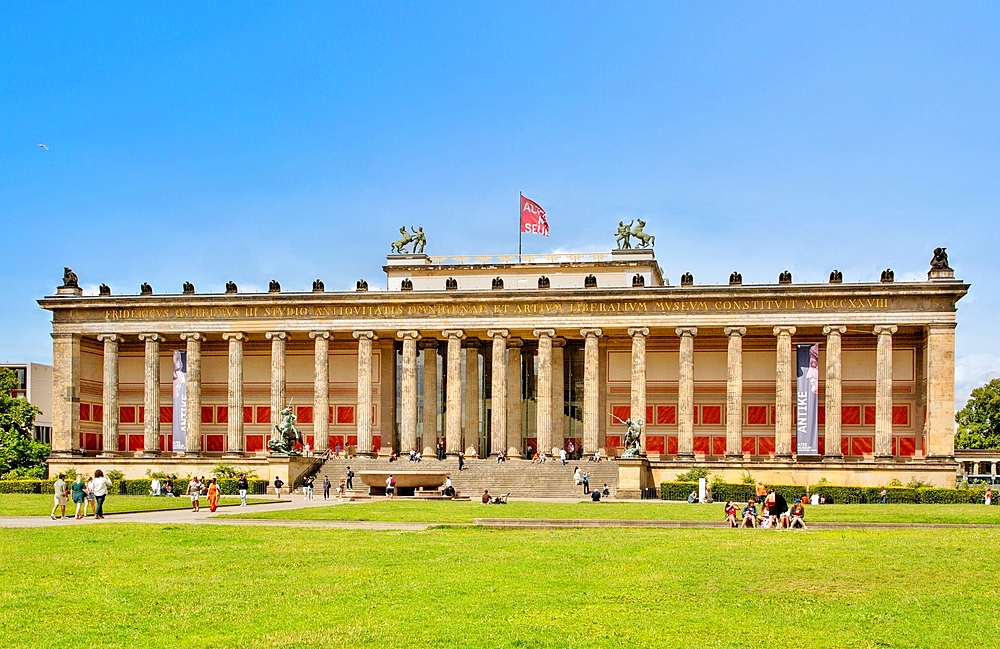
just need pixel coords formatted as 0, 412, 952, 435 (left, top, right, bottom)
955, 378, 1000, 450
0, 368, 49, 478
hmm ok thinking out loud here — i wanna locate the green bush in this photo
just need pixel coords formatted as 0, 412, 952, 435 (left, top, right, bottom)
0, 479, 46, 493
660, 481, 698, 501
663, 481, 998, 505
674, 467, 710, 482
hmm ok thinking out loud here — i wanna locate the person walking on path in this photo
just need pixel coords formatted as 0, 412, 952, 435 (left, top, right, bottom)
90, 469, 112, 519
187, 477, 202, 512
51, 473, 68, 520
582, 472, 590, 495
305, 475, 315, 501
323, 476, 331, 500
880, 486, 888, 504
386, 475, 395, 500
273, 476, 284, 499
237, 474, 249, 507
345, 467, 354, 491
71, 474, 87, 519
83, 476, 96, 517
207, 478, 221, 513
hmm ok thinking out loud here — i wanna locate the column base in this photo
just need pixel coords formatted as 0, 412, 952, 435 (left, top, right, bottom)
773, 453, 792, 462
822, 454, 844, 462
925, 454, 957, 464
226, 451, 246, 457
725, 453, 744, 462
874, 454, 895, 463
135, 450, 160, 458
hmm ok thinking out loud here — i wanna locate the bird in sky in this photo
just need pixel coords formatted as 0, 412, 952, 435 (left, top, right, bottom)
37, 144, 49, 150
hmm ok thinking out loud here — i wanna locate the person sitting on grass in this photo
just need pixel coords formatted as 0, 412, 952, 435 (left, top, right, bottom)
687, 490, 697, 504
740, 500, 757, 528
789, 502, 807, 529
482, 489, 490, 504
724, 501, 738, 528
490, 492, 510, 504
149, 477, 161, 496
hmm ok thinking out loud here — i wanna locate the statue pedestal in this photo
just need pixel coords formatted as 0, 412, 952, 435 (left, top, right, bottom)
611, 249, 655, 262
615, 457, 651, 499
928, 268, 956, 281
56, 285, 83, 296
386, 254, 431, 266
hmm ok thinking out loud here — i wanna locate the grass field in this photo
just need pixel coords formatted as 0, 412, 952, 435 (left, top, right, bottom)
219, 499, 1000, 525
1, 494, 275, 517
1, 523, 997, 648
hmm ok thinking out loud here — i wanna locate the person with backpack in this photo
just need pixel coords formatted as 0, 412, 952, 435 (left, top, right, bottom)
273, 476, 284, 498
345, 467, 354, 490
386, 475, 395, 499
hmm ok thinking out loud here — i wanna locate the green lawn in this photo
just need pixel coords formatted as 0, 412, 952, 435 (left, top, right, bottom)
0, 494, 275, 517
219, 498, 1000, 525
1, 524, 997, 648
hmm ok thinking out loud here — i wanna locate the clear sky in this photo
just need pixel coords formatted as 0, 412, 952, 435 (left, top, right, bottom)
2, 2, 998, 406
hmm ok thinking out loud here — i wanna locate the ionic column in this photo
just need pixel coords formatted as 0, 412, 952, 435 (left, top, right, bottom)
50, 333, 81, 454
463, 339, 480, 455
442, 330, 465, 456
725, 327, 746, 460
138, 333, 162, 455
773, 326, 797, 459
97, 334, 119, 453
180, 333, 202, 454
266, 331, 288, 429
628, 327, 649, 452
506, 338, 523, 457
822, 326, 846, 460
581, 328, 603, 454
534, 329, 556, 457
222, 332, 246, 455
311, 331, 331, 453
925, 323, 957, 461
420, 339, 439, 456
397, 331, 421, 454
675, 328, 697, 459
487, 329, 509, 456
874, 324, 898, 460
551, 338, 566, 455
353, 331, 376, 456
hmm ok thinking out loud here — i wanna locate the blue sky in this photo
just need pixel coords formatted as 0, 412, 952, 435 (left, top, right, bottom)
2, 2, 998, 404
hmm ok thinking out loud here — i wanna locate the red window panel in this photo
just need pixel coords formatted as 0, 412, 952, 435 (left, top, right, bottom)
747, 405, 767, 425
891, 437, 896, 455
712, 436, 726, 456
330, 435, 345, 450
692, 407, 699, 425
770, 406, 776, 424
201, 406, 214, 424
117, 434, 126, 450
138, 406, 145, 423
93, 404, 103, 422
646, 406, 654, 424
336, 406, 355, 425
841, 437, 849, 456
159, 435, 172, 452
667, 436, 678, 455
216, 407, 228, 424
347, 435, 358, 446
702, 406, 722, 425
842, 406, 861, 425
83, 433, 99, 451
120, 406, 136, 424
851, 436, 873, 456
329, 406, 334, 424
160, 406, 173, 424
818, 437, 826, 455
128, 434, 144, 451
656, 405, 676, 425
373, 435, 381, 453
243, 406, 253, 424
206, 435, 225, 452
296, 406, 313, 424
605, 435, 622, 448
791, 436, 797, 454
80, 403, 91, 422
818, 406, 825, 425
647, 436, 665, 454
892, 405, 909, 426
612, 405, 631, 425
256, 406, 270, 424
305, 435, 315, 448
897, 437, 916, 456
246, 435, 264, 452
742, 436, 757, 455
758, 437, 776, 455
693, 436, 710, 455
864, 406, 877, 426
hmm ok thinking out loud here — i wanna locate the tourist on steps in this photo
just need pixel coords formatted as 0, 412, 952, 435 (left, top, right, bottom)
345, 467, 354, 490
573, 467, 581, 486
458, 453, 465, 471
323, 476, 331, 500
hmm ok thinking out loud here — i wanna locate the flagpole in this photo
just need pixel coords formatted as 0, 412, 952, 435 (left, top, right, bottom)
518, 192, 522, 263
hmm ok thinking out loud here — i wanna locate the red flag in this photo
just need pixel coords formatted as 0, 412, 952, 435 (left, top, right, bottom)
520, 194, 549, 237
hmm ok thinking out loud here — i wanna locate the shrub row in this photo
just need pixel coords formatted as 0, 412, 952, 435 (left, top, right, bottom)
0, 478, 269, 496
660, 481, 998, 505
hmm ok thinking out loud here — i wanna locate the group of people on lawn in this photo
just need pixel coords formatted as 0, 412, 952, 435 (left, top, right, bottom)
725, 486, 807, 529
50, 470, 113, 520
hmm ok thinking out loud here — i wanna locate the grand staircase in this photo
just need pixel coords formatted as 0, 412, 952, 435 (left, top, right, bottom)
314, 456, 620, 499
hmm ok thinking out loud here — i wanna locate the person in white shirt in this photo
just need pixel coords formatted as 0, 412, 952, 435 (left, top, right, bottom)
559, 448, 567, 465
90, 469, 113, 519
573, 467, 581, 486
150, 477, 161, 496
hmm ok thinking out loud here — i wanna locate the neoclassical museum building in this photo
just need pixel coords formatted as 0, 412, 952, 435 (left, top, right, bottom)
41, 246, 967, 491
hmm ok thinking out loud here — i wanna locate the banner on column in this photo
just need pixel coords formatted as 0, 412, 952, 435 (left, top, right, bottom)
172, 350, 187, 452
796, 344, 819, 455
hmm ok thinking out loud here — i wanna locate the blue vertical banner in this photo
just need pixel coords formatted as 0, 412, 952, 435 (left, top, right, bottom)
796, 344, 820, 455
172, 350, 187, 452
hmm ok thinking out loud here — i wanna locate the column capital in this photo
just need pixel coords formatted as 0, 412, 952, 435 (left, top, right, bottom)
822, 325, 847, 336
627, 327, 649, 338
180, 332, 203, 342
927, 322, 957, 332
138, 332, 163, 343
222, 332, 247, 342
265, 331, 288, 341
873, 324, 898, 336
533, 329, 556, 339
352, 330, 377, 340
486, 329, 509, 339
724, 326, 746, 337
675, 327, 698, 338
507, 337, 524, 349
773, 325, 797, 337
97, 333, 119, 343
580, 328, 603, 338
462, 337, 482, 349
396, 330, 421, 341
441, 329, 465, 340
552, 337, 567, 348
308, 331, 331, 340
418, 338, 439, 349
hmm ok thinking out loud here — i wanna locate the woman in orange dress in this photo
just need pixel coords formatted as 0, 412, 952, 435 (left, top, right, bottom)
207, 478, 221, 512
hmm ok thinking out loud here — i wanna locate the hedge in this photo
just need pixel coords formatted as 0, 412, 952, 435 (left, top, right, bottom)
660, 481, 998, 505
0, 478, 268, 496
